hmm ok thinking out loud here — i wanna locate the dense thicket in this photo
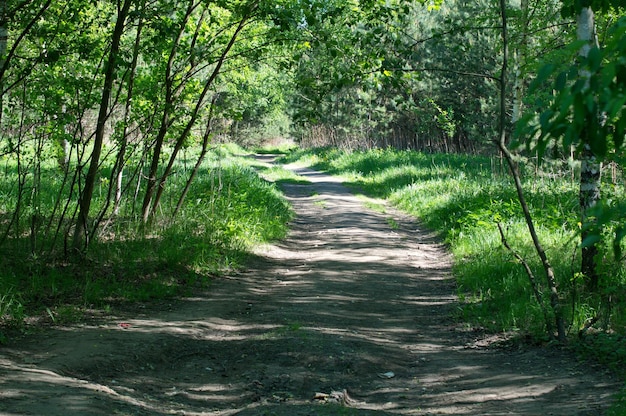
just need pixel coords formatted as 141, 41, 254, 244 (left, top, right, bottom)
0, 0, 290, 254
286, 0, 569, 153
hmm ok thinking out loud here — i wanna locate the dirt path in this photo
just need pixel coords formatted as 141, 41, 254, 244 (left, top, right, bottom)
0, 157, 620, 415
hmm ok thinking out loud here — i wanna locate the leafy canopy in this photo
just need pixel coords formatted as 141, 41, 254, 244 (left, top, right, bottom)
517, 16, 626, 159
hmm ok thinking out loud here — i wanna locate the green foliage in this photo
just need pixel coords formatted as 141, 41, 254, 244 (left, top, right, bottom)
256, 165, 311, 185
185, 163, 293, 249
561, 0, 625, 17
520, 16, 626, 160
0, 289, 24, 327
284, 0, 569, 152
517, 16, 626, 255
608, 386, 626, 416
575, 332, 626, 379
0, 146, 292, 325
0, 0, 292, 255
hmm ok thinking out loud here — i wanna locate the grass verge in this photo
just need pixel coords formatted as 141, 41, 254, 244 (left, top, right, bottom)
0, 144, 293, 334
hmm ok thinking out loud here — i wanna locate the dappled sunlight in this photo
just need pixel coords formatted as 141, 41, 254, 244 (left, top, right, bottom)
164, 383, 248, 404
0, 161, 619, 416
398, 295, 457, 306
103, 318, 280, 341
0, 358, 167, 415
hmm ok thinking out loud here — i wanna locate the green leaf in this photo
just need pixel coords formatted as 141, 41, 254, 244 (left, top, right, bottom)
589, 135, 607, 158
615, 226, 626, 260
606, 95, 626, 120
539, 110, 553, 133
555, 71, 568, 91
531, 64, 556, 92
573, 94, 586, 130
587, 46, 602, 72
582, 233, 602, 248
615, 117, 626, 149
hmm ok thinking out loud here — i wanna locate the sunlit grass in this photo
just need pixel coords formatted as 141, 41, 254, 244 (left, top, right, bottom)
256, 165, 311, 185
253, 140, 298, 155
0, 144, 293, 331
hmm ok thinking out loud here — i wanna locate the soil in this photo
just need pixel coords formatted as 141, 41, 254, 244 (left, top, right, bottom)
0, 156, 621, 415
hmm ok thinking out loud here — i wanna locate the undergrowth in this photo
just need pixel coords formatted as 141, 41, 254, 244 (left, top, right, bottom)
0, 144, 293, 334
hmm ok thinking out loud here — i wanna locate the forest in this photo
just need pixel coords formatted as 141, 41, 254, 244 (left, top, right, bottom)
1, 0, 625, 405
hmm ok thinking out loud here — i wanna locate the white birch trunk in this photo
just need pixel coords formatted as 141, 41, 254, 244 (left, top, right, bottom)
577, 6, 601, 290
0, 0, 8, 124
511, 0, 528, 124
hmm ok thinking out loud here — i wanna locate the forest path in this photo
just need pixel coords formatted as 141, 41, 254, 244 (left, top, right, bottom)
0, 156, 619, 415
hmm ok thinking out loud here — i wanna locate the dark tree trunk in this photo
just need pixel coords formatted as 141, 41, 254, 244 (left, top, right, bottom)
148, 9, 252, 220
72, 0, 132, 250
141, 0, 200, 224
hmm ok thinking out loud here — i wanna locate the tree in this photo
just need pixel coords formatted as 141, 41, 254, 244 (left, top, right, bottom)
574, 6, 602, 291
495, 0, 566, 342
72, 0, 132, 250
0, 0, 299, 255
518, 2, 625, 293
0, 1, 6, 89
146, 2, 257, 221
284, 0, 564, 153
139, 0, 205, 224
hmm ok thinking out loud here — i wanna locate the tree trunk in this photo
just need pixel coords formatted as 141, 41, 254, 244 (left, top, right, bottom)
141, 0, 199, 224
114, 1, 144, 216
0, 0, 6, 74
147, 7, 254, 220
0, 0, 6, 125
577, 7, 601, 291
95, 0, 146, 236
72, 0, 132, 250
497, 0, 566, 342
173, 96, 217, 217
0, 0, 7, 128
511, 0, 528, 125
0, 0, 53, 126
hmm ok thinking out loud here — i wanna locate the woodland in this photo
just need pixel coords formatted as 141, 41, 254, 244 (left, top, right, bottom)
0, 0, 625, 394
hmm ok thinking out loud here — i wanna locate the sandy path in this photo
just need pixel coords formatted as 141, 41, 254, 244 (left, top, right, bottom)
0, 157, 619, 415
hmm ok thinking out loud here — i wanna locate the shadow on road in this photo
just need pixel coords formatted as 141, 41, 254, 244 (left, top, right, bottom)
0, 157, 619, 415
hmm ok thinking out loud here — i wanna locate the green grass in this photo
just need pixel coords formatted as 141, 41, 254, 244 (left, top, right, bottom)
255, 165, 311, 185
253, 141, 298, 155
0, 144, 293, 333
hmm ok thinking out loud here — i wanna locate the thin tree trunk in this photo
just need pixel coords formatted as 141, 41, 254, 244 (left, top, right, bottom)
105, 0, 145, 225
511, 0, 528, 125
0, 0, 6, 127
497, 0, 566, 342
148, 8, 254, 220
141, 0, 200, 223
173, 95, 218, 217
577, 7, 601, 291
72, 0, 132, 250
0, 0, 52, 125
0, 0, 6, 75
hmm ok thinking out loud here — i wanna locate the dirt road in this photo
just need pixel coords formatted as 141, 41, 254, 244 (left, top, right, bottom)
0, 158, 620, 415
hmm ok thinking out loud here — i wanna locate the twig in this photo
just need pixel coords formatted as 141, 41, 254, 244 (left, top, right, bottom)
497, 222, 551, 333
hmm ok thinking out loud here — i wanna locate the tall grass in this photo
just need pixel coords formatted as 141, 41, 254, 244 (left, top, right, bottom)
0, 144, 293, 329
283, 147, 626, 343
